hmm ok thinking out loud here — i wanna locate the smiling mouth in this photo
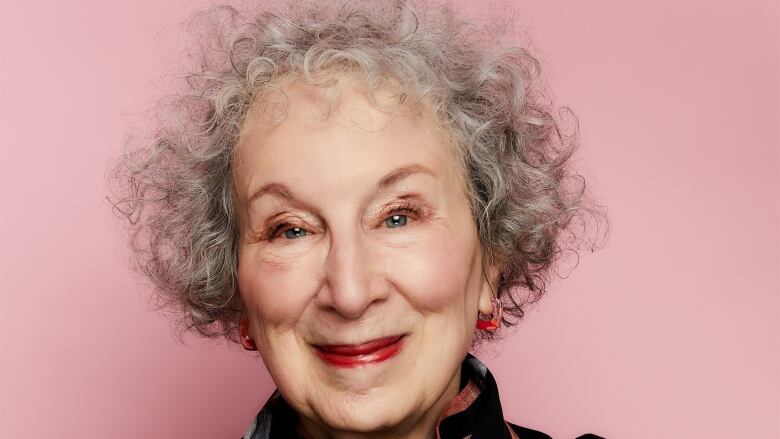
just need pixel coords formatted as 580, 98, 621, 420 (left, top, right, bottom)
313, 335, 406, 368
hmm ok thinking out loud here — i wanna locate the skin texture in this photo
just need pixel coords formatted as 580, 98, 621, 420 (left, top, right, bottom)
233, 74, 499, 439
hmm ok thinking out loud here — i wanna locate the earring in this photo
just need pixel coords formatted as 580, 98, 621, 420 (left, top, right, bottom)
476, 297, 503, 331
239, 318, 257, 351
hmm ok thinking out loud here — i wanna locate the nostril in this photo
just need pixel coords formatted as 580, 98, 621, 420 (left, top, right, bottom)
314, 287, 384, 320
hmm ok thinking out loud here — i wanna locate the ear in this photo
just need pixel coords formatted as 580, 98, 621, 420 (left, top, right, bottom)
239, 315, 250, 337
478, 258, 502, 315
239, 315, 257, 351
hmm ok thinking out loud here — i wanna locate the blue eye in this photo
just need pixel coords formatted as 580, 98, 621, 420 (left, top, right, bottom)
384, 214, 408, 228
282, 227, 308, 240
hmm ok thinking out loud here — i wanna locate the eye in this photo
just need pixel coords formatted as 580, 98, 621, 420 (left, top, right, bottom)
381, 201, 424, 229
384, 214, 408, 228
267, 222, 310, 241
281, 227, 308, 239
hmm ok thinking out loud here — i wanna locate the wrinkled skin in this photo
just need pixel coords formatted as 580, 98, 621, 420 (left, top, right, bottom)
233, 74, 498, 439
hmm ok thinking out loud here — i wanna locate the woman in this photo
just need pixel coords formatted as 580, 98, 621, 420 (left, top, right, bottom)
109, 1, 606, 438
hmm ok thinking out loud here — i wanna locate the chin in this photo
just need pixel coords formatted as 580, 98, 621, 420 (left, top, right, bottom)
312, 389, 412, 434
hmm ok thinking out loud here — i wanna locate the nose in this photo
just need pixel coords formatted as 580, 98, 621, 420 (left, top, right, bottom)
316, 228, 388, 319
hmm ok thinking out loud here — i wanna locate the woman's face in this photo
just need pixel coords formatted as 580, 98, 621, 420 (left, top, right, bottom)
234, 75, 496, 436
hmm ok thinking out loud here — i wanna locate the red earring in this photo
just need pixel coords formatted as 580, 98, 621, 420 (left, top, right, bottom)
239, 318, 257, 351
476, 297, 503, 331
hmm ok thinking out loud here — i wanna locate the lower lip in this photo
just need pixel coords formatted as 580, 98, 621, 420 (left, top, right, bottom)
314, 336, 405, 368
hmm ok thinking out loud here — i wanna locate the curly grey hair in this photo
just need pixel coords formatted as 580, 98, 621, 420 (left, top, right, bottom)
108, 0, 607, 344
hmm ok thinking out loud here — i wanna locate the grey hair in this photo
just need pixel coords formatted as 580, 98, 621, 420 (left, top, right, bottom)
107, 0, 608, 344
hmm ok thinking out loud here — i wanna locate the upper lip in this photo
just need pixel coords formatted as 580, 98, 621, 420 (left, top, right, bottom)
314, 335, 405, 356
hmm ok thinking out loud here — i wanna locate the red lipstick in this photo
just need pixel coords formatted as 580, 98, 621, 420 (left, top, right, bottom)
314, 335, 405, 368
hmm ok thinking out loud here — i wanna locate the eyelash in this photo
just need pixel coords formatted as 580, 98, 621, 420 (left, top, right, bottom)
265, 200, 426, 242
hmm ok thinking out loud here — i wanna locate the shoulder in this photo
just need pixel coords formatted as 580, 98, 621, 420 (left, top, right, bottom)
507, 422, 553, 439
507, 422, 607, 439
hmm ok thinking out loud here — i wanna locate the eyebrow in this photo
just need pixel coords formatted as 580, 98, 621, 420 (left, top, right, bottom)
246, 163, 435, 206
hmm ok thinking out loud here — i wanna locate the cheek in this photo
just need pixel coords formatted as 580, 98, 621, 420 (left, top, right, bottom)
385, 227, 479, 312
237, 246, 322, 327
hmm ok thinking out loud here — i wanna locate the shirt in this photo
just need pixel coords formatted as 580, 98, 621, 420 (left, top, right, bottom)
241, 353, 605, 439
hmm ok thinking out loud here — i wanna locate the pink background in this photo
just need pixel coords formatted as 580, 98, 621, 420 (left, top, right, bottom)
1, 0, 777, 437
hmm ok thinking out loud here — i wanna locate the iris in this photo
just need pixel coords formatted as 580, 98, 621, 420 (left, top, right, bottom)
385, 215, 408, 228
283, 227, 307, 239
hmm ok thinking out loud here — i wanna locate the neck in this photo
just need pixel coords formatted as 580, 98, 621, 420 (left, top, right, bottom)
299, 368, 463, 439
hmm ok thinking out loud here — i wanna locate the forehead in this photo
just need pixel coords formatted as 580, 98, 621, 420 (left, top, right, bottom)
233, 74, 463, 197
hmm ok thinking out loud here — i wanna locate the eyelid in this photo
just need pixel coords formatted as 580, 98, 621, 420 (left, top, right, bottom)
380, 199, 427, 219
261, 215, 306, 241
